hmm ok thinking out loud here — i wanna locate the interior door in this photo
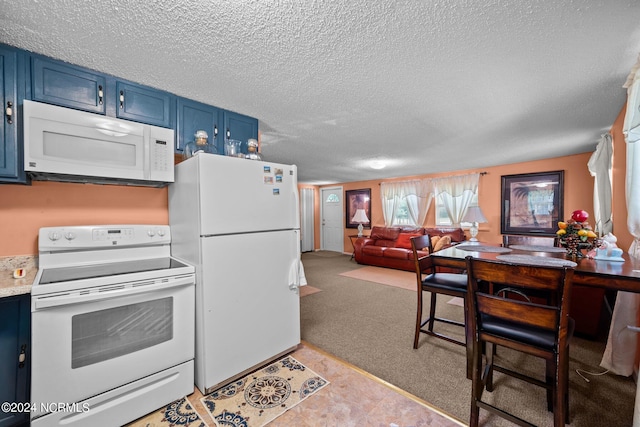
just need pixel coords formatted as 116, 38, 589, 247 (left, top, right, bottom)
321, 187, 344, 253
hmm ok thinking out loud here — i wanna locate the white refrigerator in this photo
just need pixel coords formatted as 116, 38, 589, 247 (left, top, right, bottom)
168, 154, 303, 394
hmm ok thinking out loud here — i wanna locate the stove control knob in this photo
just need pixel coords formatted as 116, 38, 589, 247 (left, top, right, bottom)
48, 232, 61, 241
157, 228, 166, 237
147, 229, 156, 237
64, 232, 76, 241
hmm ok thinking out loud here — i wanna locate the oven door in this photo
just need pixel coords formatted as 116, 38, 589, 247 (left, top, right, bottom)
31, 277, 194, 419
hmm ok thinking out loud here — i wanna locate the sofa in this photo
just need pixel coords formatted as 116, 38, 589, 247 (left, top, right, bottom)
353, 226, 466, 271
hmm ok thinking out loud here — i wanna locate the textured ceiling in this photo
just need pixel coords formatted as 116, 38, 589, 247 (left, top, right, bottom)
1, 1, 640, 184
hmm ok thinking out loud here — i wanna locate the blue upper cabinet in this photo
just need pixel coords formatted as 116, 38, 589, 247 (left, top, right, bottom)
0, 45, 26, 183
177, 98, 222, 154
30, 55, 174, 128
223, 110, 259, 154
31, 56, 106, 114
115, 81, 173, 128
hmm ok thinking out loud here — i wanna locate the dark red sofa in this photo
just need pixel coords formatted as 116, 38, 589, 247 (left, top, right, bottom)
353, 226, 466, 271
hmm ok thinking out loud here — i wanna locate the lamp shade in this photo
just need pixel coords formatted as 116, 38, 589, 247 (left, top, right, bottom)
351, 208, 369, 223
462, 206, 487, 224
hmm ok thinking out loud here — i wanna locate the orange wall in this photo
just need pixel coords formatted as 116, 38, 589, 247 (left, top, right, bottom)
0, 104, 630, 259
317, 153, 601, 253
0, 181, 168, 256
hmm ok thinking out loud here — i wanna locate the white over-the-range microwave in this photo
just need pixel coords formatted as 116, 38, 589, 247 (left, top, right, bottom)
23, 100, 175, 187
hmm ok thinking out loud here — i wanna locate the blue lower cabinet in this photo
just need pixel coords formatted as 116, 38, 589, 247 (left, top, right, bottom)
0, 294, 30, 427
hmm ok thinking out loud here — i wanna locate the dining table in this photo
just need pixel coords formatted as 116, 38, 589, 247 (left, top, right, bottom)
431, 242, 640, 424
431, 243, 640, 292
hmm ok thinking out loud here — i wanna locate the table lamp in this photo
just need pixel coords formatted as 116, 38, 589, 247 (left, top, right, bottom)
352, 209, 369, 237
462, 206, 487, 242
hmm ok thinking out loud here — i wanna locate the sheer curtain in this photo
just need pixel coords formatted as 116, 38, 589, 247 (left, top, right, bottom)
600, 59, 640, 389
587, 133, 613, 236
300, 188, 315, 252
434, 173, 480, 225
380, 179, 435, 227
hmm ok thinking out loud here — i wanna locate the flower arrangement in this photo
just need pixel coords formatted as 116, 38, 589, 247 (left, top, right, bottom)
556, 210, 599, 258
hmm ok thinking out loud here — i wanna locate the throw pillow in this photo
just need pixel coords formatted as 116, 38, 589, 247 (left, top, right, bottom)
433, 235, 451, 252
431, 236, 441, 250
395, 233, 421, 249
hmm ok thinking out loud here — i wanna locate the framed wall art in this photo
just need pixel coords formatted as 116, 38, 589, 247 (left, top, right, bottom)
500, 171, 564, 236
345, 189, 371, 230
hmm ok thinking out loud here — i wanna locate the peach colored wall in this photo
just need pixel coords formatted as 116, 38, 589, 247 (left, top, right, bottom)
0, 181, 168, 256
610, 102, 632, 250
314, 151, 612, 254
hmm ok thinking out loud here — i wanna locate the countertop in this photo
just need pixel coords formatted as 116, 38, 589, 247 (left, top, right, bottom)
0, 256, 37, 298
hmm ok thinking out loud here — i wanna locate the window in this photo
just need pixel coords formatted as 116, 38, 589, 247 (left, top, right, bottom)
325, 193, 339, 203
435, 192, 479, 226
392, 198, 413, 225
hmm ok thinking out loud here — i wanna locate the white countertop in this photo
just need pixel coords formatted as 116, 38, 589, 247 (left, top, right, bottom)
0, 256, 37, 298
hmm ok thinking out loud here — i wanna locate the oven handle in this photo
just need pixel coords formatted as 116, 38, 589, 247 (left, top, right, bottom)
33, 275, 195, 310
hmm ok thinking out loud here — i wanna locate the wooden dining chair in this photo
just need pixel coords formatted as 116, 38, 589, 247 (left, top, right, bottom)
465, 256, 574, 427
410, 234, 468, 350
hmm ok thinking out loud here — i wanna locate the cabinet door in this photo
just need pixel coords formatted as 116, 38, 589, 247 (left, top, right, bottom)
115, 81, 173, 128
0, 295, 30, 427
177, 98, 222, 153
31, 56, 106, 114
0, 46, 26, 183
223, 110, 258, 154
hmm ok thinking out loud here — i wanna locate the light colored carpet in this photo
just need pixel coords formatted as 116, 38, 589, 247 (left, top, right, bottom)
301, 251, 636, 427
339, 265, 463, 306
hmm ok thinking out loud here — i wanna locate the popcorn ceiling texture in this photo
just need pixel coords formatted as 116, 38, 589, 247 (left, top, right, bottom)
1, 1, 640, 183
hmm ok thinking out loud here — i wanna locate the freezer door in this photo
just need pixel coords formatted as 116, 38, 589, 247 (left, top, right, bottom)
195, 154, 299, 235
196, 230, 301, 392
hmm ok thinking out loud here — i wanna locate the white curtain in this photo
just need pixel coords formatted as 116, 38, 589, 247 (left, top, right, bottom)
406, 179, 435, 226
380, 182, 401, 226
300, 188, 315, 252
434, 173, 480, 226
380, 179, 435, 227
601, 59, 640, 385
588, 133, 613, 236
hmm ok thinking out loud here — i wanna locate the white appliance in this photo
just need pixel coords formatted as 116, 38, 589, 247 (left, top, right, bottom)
30, 225, 195, 427
169, 154, 302, 394
23, 100, 175, 186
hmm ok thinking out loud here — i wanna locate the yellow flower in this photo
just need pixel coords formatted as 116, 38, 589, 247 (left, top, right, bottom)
558, 221, 567, 229
556, 229, 566, 236
577, 229, 588, 237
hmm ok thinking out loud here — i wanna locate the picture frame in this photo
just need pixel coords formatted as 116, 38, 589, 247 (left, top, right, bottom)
500, 171, 564, 236
346, 189, 372, 229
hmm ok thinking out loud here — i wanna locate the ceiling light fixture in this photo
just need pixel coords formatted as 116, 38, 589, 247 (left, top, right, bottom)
369, 160, 386, 170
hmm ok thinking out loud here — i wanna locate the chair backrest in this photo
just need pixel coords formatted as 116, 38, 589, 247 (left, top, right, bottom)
464, 256, 574, 349
502, 235, 558, 247
410, 234, 434, 276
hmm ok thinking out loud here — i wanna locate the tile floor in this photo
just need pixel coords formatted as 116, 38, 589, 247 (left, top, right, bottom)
128, 341, 465, 427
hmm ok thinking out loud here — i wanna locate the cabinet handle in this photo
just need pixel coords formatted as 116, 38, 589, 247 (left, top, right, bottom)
119, 90, 124, 109
5, 101, 13, 124
18, 344, 26, 368
226, 128, 230, 140
214, 125, 218, 139
98, 85, 104, 105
